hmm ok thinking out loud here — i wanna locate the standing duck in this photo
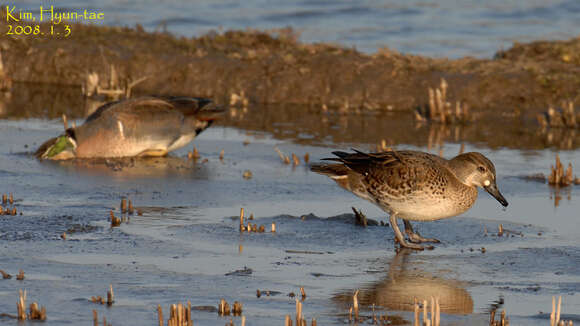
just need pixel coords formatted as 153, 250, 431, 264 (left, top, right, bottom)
311, 150, 508, 250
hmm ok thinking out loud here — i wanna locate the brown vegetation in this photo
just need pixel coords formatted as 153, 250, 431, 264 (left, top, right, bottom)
548, 155, 579, 187
1, 13, 580, 114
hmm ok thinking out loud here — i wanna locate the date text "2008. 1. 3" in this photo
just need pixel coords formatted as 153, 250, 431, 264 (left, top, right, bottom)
6, 24, 71, 37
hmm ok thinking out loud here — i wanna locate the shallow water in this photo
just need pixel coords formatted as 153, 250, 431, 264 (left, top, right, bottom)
15, 0, 580, 58
0, 87, 579, 325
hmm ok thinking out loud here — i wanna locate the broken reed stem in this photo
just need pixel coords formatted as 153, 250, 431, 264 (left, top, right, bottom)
549, 155, 576, 187
295, 299, 302, 326
285, 315, 291, 326
28, 302, 46, 321
430, 297, 435, 326
556, 296, 562, 325
62, 113, 68, 131
218, 299, 231, 316
170, 304, 177, 325
17, 289, 26, 320
292, 153, 300, 166
428, 88, 436, 118
423, 299, 428, 325
187, 146, 201, 160
540, 101, 578, 129
110, 210, 121, 227
435, 88, 445, 123
167, 303, 193, 326
419, 78, 470, 124
233, 301, 242, 316
416, 297, 440, 326
188, 301, 192, 326
125, 76, 149, 98
440, 78, 447, 103
414, 298, 419, 326
0, 269, 11, 279
300, 287, 306, 301
353, 289, 359, 320
435, 298, 440, 326
348, 307, 352, 322
274, 147, 285, 162
121, 198, 127, 214
158, 304, 163, 326
93, 309, 98, 326
274, 147, 291, 164
107, 284, 114, 306
240, 208, 244, 232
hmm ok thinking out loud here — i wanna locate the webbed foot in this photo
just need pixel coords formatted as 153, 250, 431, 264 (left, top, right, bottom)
404, 220, 440, 244
391, 215, 430, 250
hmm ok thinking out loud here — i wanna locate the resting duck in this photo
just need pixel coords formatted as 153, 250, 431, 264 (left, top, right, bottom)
36, 96, 223, 160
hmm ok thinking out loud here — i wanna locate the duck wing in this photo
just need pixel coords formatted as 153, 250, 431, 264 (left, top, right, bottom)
324, 150, 452, 196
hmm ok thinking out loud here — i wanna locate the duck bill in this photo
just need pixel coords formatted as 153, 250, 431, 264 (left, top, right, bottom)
484, 183, 508, 207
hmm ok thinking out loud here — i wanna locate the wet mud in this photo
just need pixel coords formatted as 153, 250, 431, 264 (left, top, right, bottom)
2, 15, 580, 114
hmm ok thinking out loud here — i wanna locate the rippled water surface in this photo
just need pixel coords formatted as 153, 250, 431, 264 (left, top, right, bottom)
0, 85, 579, 325
16, 0, 580, 57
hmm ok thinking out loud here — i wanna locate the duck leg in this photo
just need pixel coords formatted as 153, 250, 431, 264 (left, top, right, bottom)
389, 214, 425, 250
403, 220, 440, 243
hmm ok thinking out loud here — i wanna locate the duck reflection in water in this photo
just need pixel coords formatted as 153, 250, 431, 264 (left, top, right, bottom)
40, 155, 211, 179
333, 249, 473, 315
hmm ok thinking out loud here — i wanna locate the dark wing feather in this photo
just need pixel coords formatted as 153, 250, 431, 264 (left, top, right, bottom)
84, 100, 122, 123
324, 149, 403, 176
154, 96, 224, 121
85, 96, 224, 124
322, 150, 451, 196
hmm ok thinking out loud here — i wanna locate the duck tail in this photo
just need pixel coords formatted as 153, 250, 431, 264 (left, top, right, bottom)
194, 100, 225, 121
158, 96, 225, 121
310, 163, 350, 178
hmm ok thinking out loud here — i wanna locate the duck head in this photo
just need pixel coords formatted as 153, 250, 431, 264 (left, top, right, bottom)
450, 152, 508, 207
35, 129, 77, 160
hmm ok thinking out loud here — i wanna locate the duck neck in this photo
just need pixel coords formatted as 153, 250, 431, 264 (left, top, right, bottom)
447, 157, 475, 187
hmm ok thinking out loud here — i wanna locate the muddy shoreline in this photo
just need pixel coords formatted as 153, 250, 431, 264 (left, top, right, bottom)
1, 17, 580, 113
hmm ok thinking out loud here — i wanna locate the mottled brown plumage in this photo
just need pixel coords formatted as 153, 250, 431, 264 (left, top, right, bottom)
311, 150, 508, 250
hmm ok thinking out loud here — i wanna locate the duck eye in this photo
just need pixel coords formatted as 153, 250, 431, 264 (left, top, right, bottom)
477, 166, 486, 173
